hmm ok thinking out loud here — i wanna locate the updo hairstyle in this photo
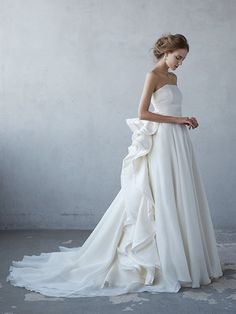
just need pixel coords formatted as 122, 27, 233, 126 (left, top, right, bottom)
151, 33, 189, 60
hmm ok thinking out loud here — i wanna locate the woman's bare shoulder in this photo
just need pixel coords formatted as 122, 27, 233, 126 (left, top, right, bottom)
147, 70, 162, 78
145, 71, 161, 83
148, 70, 177, 80
144, 70, 177, 92
147, 70, 177, 81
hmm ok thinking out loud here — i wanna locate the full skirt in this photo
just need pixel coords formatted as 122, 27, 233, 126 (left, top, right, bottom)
6, 119, 223, 297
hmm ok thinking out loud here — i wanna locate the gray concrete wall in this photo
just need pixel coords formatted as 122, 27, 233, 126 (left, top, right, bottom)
0, 0, 235, 230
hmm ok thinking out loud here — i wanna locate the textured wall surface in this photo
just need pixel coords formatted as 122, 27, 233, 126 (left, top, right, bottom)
0, 0, 235, 229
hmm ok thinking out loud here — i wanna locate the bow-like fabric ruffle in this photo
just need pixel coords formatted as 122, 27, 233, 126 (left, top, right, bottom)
112, 117, 161, 285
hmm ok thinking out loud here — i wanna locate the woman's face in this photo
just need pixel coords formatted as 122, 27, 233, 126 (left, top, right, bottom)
165, 48, 188, 71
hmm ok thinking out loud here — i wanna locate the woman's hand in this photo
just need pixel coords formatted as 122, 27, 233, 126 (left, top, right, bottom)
175, 116, 199, 129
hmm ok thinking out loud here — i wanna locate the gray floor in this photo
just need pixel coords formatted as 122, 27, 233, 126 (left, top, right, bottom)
0, 229, 235, 314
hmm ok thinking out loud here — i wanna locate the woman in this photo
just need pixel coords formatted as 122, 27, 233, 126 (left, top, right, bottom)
6, 33, 223, 297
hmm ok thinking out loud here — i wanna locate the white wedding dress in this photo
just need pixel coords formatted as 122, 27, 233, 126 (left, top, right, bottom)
6, 84, 223, 297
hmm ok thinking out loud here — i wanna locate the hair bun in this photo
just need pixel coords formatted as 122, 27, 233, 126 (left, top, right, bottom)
151, 33, 189, 60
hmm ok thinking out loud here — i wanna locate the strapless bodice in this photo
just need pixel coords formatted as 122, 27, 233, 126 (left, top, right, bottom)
151, 84, 183, 116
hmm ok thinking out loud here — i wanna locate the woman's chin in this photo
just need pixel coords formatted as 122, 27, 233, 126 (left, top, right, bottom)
169, 65, 178, 71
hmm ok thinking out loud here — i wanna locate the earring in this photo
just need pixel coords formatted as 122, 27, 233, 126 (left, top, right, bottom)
164, 54, 167, 61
